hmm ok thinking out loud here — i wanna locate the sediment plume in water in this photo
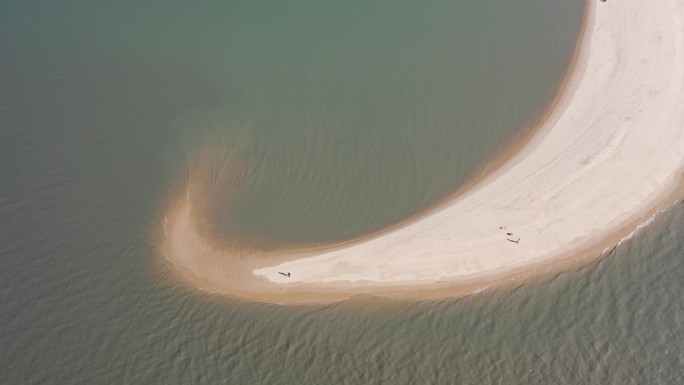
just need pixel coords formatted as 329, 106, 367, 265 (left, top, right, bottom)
185, 143, 253, 250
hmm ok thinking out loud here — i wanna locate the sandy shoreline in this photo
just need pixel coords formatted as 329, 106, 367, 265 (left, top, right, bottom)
160, 0, 684, 304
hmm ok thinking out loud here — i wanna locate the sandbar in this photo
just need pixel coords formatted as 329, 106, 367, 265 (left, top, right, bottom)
161, 0, 684, 304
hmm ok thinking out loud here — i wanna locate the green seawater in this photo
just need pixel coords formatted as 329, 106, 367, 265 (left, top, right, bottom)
4, 0, 585, 246
2, 0, 682, 384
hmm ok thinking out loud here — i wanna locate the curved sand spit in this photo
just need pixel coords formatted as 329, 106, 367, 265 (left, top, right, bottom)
163, 0, 684, 303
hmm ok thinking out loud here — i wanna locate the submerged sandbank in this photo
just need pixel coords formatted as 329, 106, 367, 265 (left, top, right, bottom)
160, 0, 684, 304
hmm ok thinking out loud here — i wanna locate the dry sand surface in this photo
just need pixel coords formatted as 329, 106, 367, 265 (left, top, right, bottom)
163, 0, 684, 303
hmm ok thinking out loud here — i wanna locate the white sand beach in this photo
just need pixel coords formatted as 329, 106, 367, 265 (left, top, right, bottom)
163, 0, 684, 302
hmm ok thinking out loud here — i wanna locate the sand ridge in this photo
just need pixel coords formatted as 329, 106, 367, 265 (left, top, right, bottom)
162, 0, 684, 303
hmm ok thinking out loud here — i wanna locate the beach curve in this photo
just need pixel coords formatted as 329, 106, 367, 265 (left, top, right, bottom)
161, 0, 684, 303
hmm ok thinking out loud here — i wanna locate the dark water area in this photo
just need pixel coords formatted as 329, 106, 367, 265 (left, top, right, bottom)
2, 0, 682, 384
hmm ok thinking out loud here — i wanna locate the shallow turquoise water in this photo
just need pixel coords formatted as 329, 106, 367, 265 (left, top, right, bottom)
4, 1, 682, 384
